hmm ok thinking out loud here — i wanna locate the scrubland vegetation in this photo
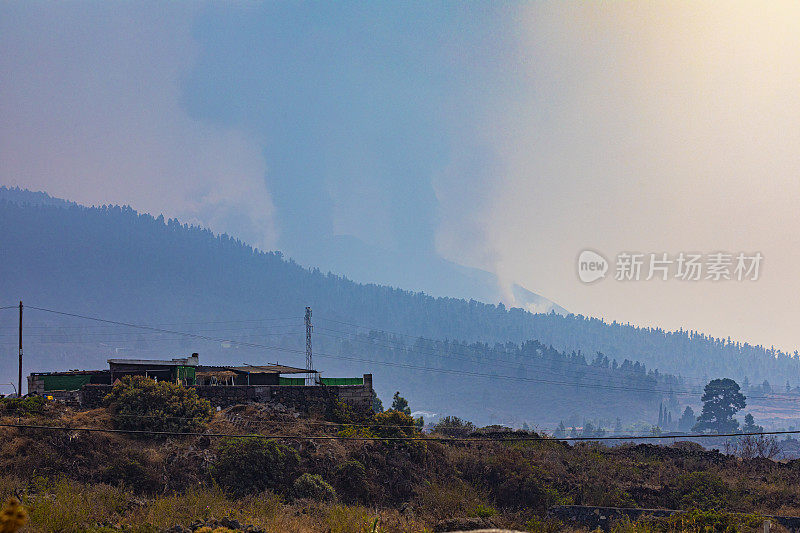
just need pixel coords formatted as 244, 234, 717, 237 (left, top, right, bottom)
2, 381, 800, 532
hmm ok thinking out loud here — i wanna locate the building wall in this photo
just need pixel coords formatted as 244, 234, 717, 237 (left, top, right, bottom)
81, 374, 374, 413
28, 371, 110, 395
109, 364, 173, 382
234, 373, 280, 386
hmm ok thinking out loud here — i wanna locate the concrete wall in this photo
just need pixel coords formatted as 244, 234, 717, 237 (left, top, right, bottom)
27, 375, 45, 396
81, 374, 374, 413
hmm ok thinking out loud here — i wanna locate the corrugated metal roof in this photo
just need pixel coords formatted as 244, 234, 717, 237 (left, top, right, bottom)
196, 370, 238, 378
222, 365, 316, 374
31, 370, 108, 376
108, 358, 192, 366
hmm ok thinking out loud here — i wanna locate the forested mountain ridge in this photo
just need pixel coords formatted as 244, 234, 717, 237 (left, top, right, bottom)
0, 187, 798, 412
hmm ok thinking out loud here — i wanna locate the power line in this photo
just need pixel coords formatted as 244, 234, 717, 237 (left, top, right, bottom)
21, 305, 800, 401
26, 306, 304, 354
315, 318, 735, 389
315, 314, 800, 386
0, 324, 777, 402
314, 328, 696, 394
314, 317, 800, 400
0, 329, 304, 339
109, 412, 424, 430
0, 317, 302, 331
2, 421, 799, 442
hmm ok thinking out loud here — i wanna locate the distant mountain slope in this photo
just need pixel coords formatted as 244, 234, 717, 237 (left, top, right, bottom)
0, 186, 75, 208
290, 232, 505, 304
0, 187, 798, 424
512, 283, 568, 316
0, 187, 565, 313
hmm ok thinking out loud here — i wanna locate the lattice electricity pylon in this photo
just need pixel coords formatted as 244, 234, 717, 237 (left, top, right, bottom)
305, 306, 314, 385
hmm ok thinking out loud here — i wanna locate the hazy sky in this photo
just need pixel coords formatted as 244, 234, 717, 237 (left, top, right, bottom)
2, 2, 799, 351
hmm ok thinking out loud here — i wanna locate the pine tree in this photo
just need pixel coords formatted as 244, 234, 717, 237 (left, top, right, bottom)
678, 406, 696, 432
693, 379, 746, 434
390, 391, 411, 416
742, 413, 763, 433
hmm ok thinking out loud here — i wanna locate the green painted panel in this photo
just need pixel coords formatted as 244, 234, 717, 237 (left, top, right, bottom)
175, 366, 196, 385
43, 374, 92, 391
279, 377, 305, 386
320, 377, 363, 386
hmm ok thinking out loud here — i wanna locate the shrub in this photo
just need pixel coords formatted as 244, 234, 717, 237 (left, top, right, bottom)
495, 471, 570, 511
670, 471, 730, 510
0, 395, 45, 416
101, 455, 161, 494
472, 503, 496, 518
103, 376, 213, 434
211, 438, 300, 497
334, 460, 368, 502
292, 473, 337, 501
329, 399, 371, 426
615, 509, 763, 532
371, 410, 417, 441
337, 425, 377, 439
524, 516, 564, 533
459, 450, 570, 511
432, 416, 475, 438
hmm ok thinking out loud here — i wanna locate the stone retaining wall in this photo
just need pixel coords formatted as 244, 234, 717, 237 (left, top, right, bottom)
548, 505, 800, 532
548, 505, 680, 531
44, 389, 83, 406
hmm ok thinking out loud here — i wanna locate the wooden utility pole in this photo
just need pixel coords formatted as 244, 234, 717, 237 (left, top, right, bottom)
18, 301, 22, 397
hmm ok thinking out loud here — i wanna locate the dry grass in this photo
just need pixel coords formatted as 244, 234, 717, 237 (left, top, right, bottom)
7, 403, 800, 531
0, 477, 430, 533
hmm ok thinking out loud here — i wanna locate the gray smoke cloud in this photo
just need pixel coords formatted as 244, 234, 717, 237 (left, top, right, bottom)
0, 2, 277, 249
450, 2, 800, 350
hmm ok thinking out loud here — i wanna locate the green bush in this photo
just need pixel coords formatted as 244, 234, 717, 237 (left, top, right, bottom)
334, 460, 368, 502
614, 509, 764, 532
211, 437, 300, 497
371, 410, 418, 440
460, 450, 570, 512
472, 503, 496, 518
432, 416, 475, 438
103, 376, 213, 434
0, 395, 45, 416
101, 455, 161, 494
328, 399, 372, 425
292, 473, 337, 501
670, 471, 730, 510
524, 516, 564, 533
